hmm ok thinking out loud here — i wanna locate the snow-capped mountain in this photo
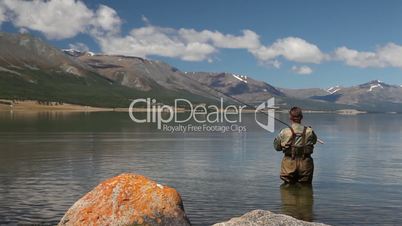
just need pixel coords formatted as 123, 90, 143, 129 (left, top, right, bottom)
62, 49, 95, 57
310, 80, 402, 112
186, 72, 284, 104
232, 74, 248, 83
281, 80, 402, 112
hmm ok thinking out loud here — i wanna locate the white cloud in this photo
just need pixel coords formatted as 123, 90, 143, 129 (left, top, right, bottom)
334, 43, 402, 68
93, 25, 325, 64
1, 0, 93, 39
0, 0, 121, 39
178, 29, 260, 49
95, 26, 216, 61
68, 42, 90, 52
377, 43, 402, 68
94, 27, 262, 61
91, 5, 121, 35
250, 37, 327, 65
1, 0, 401, 72
292, 65, 313, 74
257, 59, 282, 69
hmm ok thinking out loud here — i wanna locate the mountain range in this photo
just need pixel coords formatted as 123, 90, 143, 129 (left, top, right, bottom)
1, 32, 401, 112
281, 80, 402, 112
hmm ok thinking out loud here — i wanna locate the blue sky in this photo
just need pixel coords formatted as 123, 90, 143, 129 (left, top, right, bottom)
1, 0, 401, 88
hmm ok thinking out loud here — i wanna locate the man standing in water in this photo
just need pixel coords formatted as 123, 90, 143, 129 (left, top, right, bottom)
273, 107, 317, 184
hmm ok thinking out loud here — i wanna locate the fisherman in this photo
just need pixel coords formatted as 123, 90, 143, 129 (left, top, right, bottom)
273, 107, 317, 184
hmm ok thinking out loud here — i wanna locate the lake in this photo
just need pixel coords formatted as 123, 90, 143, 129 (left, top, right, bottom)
0, 111, 402, 225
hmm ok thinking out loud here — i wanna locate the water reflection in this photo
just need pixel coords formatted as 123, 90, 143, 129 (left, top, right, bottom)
280, 183, 314, 222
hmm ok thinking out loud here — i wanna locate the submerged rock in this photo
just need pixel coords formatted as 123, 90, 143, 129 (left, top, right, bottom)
58, 173, 190, 226
213, 209, 329, 226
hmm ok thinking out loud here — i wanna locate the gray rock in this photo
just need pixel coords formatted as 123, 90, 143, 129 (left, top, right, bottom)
213, 210, 329, 226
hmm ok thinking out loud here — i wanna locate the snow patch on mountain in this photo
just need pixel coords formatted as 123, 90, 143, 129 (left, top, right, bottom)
368, 83, 383, 92
63, 49, 95, 57
232, 74, 248, 83
60, 64, 81, 76
62, 48, 81, 55
24, 64, 39, 70
0, 66, 21, 75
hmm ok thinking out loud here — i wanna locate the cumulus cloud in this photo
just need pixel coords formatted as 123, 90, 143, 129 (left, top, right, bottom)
1, 0, 401, 72
334, 43, 402, 68
292, 65, 313, 74
95, 26, 217, 61
250, 37, 327, 65
94, 25, 327, 64
91, 5, 121, 35
0, 0, 120, 39
178, 29, 260, 49
0, 0, 330, 66
94, 26, 263, 61
1, 0, 93, 39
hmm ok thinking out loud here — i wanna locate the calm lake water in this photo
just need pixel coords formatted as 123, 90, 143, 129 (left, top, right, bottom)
0, 111, 402, 225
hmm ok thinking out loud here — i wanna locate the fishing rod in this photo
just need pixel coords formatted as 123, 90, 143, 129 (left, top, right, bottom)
186, 75, 325, 144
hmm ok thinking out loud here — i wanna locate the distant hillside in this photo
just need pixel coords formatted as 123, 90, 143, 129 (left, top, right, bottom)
65, 52, 225, 103
186, 72, 355, 111
310, 80, 402, 112
280, 88, 330, 99
280, 80, 402, 112
0, 33, 220, 107
186, 72, 283, 104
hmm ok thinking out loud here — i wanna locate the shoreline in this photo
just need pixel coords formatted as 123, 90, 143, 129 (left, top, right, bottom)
0, 99, 386, 115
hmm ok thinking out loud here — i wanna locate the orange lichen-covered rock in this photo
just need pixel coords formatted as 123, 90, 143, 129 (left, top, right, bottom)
58, 173, 191, 226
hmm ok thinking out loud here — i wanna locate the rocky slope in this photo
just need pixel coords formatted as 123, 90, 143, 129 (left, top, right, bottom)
0, 32, 145, 107
65, 52, 226, 102
186, 72, 284, 105
281, 88, 330, 99
0, 33, 89, 75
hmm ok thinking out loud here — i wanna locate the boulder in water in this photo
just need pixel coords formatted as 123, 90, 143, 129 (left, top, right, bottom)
213, 209, 329, 226
58, 173, 190, 226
